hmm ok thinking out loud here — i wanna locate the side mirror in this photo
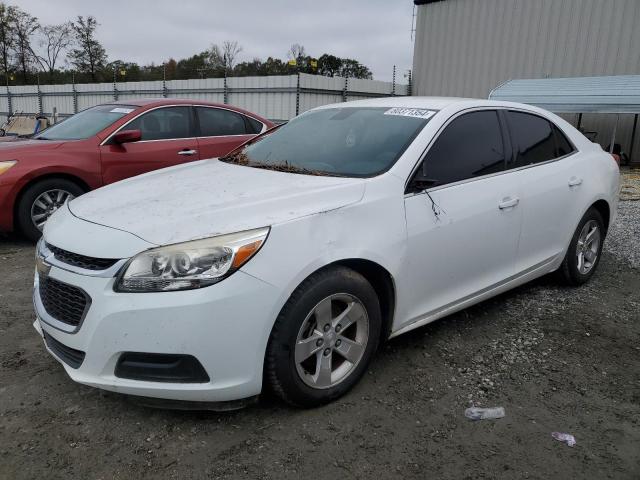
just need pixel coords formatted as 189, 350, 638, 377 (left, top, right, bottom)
112, 129, 141, 144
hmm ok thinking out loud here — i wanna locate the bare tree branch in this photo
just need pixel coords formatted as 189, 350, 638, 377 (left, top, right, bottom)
35, 22, 73, 79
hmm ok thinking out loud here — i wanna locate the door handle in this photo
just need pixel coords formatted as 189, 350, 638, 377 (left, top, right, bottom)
568, 176, 583, 187
178, 149, 197, 156
498, 197, 519, 209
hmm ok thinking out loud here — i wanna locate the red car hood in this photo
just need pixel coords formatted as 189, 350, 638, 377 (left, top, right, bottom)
0, 138, 66, 155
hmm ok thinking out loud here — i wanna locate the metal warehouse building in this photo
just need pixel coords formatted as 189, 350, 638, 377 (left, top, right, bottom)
412, 0, 640, 163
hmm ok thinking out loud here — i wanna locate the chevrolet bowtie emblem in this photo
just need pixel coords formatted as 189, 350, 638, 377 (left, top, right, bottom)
36, 256, 51, 276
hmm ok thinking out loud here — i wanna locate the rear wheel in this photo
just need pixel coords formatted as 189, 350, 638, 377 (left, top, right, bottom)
560, 207, 605, 285
16, 178, 85, 241
265, 266, 381, 407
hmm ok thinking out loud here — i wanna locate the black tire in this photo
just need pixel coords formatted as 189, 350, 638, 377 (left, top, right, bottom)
265, 266, 381, 408
16, 178, 85, 242
559, 207, 605, 286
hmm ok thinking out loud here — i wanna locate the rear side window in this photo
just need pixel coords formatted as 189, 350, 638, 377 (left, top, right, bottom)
506, 111, 572, 168
246, 116, 264, 134
196, 107, 249, 136
125, 106, 193, 141
553, 125, 575, 157
420, 110, 506, 186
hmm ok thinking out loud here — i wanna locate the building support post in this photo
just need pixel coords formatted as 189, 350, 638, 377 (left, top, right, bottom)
629, 113, 638, 166
577, 113, 583, 130
609, 114, 619, 154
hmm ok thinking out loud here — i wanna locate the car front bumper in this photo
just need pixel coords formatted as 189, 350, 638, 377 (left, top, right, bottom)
34, 262, 281, 403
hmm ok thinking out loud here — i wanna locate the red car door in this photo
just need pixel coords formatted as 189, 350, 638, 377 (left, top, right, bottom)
100, 105, 199, 184
194, 106, 261, 159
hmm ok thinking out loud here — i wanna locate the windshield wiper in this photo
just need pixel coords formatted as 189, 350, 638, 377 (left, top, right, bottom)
219, 153, 342, 177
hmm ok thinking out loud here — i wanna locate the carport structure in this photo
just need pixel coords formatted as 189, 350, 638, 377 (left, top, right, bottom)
489, 75, 640, 166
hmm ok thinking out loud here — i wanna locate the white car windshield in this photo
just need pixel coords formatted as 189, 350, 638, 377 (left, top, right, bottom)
35, 104, 137, 140
221, 107, 435, 177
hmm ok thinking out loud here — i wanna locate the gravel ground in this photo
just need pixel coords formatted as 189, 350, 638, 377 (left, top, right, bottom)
607, 171, 640, 268
1, 198, 639, 480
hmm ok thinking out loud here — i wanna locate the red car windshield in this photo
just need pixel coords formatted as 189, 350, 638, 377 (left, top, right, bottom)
35, 104, 138, 140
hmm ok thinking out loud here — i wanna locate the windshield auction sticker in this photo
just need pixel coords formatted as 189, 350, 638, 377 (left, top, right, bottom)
110, 107, 135, 114
384, 108, 436, 119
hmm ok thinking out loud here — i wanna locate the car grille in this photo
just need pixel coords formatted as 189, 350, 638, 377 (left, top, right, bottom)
46, 243, 118, 271
43, 332, 85, 369
39, 275, 90, 327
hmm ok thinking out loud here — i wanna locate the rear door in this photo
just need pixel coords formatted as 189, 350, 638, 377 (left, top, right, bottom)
194, 106, 262, 159
100, 106, 199, 184
502, 110, 583, 273
401, 109, 523, 326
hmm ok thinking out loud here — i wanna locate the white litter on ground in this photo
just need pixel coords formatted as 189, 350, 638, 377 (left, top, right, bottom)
551, 432, 576, 447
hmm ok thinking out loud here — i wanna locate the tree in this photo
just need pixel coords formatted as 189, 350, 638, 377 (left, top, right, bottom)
0, 3, 16, 83
12, 7, 39, 83
316, 53, 372, 79
207, 41, 242, 75
221, 40, 242, 73
206, 44, 224, 73
69, 16, 107, 81
106, 60, 141, 82
164, 58, 177, 80
176, 51, 209, 79
317, 54, 342, 77
35, 22, 72, 80
288, 43, 306, 64
339, 58, 372, 80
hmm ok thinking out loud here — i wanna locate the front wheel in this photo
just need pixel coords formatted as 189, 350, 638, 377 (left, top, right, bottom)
265, 266, 381, 407
560, 207, 605, 285
16, 178, 85, 241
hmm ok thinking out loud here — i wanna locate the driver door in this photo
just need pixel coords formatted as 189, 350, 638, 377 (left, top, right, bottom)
100, 106, 199, 185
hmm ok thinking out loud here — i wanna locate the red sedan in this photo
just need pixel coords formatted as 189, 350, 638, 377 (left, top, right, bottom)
0, 99, 273, 240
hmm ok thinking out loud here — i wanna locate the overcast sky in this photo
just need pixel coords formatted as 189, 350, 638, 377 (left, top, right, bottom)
17, 0, 415, 82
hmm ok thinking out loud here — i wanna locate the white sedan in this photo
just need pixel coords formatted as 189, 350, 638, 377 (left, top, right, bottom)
34, 97, 619, 408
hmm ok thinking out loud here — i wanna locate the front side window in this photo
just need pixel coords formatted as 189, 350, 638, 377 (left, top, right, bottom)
196, 107, 249, 136
506, 111, 565, 168
221, 107, 433, 177
417, 110, 506, 187
35, 104, 138, 140
124, 106, 193, 141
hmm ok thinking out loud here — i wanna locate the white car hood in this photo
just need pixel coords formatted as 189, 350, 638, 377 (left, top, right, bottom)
69, 160, 366, 246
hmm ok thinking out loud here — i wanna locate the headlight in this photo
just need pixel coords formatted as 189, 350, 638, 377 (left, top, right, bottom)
0, 160, 17, 176
115, 227, 269, 292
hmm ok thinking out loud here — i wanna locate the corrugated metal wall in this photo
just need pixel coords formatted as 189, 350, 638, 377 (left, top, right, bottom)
413, 0, 640, 160
0, 73, 407, 125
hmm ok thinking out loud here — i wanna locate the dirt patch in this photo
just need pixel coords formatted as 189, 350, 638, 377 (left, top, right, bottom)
1, 203, 639, 480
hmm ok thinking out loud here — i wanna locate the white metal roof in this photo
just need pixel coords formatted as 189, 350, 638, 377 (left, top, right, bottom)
489, 75, 640, 114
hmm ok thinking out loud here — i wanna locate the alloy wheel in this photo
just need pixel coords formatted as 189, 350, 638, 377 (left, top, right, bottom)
295, 293, 369, 389
576, 219, 600, 275
31, 189, 75, 231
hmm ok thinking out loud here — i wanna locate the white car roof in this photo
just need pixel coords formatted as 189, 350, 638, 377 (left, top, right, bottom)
313, 96, 473, 111
311, 96, 551, 114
